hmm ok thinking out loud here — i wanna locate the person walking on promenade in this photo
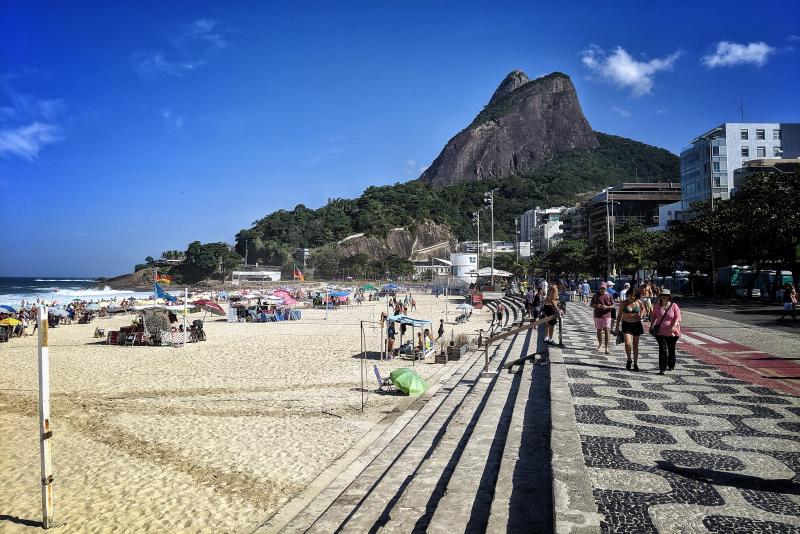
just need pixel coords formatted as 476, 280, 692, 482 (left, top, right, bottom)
583, 279, 591, 304
437, 318, 445, 341
652, 289, 682, 374
614, 288, 646, 371
542, 281, 560, 344
525, 288, 535, 317
640, 281, 654, 320
591, 284, 614, 353
779, 284, 797, 321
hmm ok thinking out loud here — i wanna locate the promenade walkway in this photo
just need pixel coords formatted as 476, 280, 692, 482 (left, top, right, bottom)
555, 303, 800, 533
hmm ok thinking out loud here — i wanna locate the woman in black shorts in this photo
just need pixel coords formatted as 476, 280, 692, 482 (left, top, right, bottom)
614, 289, 645, 371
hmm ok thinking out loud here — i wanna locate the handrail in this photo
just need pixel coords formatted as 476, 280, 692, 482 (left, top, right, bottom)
478, 312, 561, 375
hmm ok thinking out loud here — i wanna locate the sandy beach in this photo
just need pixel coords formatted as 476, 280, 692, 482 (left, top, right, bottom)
0, 294, 488, 533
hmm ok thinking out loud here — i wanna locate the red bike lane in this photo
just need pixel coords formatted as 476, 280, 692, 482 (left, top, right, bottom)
678, 328, 800, 396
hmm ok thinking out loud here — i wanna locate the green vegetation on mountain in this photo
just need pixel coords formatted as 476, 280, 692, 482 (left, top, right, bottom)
234, 132, 679, 265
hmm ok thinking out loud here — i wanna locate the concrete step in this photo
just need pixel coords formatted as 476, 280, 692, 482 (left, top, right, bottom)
290, 346, 492, 532
279, 321, 551, 534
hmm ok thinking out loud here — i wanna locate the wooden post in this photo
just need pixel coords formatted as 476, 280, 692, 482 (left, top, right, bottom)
37, 306, 55, 528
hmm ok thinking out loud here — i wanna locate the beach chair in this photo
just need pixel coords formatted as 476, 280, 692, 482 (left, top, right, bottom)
373, 365, 394, 392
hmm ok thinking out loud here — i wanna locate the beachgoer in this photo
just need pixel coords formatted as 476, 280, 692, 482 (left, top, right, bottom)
640, 281, 654, 320
387, 321, 396, 356
591, 284, 614, 354
410, 298, 416, 311
542, 281, 559, 344
580, 280, 590, 304
614, 289, 645, 371
779, 284, 797, 321
652, 289, 682, 374
437, 319, 445, 340
423, 328, 432, 350
532, 289, 542, 320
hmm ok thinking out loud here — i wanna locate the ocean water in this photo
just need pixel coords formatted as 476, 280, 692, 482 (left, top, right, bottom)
0, 277, 152, 306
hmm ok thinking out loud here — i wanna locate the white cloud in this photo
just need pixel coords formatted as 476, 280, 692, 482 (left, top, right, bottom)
656, 108, 669, 116
788, 35, 800, 42
0, 122, 63, 161
611, 106, 632, 118
581, 45, 679, 97
161, 109, 184, 129
701, 41, 774, 68
131, 19, 230, 79
0, 77, 65, 160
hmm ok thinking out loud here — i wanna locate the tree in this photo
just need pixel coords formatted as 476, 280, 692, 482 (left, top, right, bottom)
542, 239, 589, 279
145, 256, 155, 265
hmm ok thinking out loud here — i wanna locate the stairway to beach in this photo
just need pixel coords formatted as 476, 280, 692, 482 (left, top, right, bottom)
265, 320, 552, 533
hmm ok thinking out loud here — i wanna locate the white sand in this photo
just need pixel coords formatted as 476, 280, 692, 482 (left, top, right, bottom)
0, 294, 488, 533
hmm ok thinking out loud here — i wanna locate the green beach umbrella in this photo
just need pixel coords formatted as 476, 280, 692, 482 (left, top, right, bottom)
361, 283, 377, 291
389, 368, 428, 396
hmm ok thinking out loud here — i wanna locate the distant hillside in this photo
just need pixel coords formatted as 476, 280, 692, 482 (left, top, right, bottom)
234, 130, 678, 264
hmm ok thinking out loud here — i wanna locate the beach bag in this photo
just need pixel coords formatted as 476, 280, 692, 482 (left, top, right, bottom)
649, 303, 672, 337
615, 330, 625, 345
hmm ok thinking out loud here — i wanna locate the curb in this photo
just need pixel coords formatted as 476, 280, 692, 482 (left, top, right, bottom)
548, 341, 603, 534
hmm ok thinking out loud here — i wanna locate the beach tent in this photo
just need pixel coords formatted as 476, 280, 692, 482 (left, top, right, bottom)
328, 290, 350, 297
386, 314, 434, 363
361, 283, 377, 291
383, 284, 400, 291
0, 305, 17, 313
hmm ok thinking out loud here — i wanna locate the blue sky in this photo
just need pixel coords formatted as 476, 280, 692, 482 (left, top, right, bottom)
1, 1, 798, 277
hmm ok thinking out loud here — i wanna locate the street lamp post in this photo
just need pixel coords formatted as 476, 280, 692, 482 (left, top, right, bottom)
484, 190, 496, 287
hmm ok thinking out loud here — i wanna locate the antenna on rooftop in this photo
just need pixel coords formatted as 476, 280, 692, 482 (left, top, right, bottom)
740, 98, 744, 123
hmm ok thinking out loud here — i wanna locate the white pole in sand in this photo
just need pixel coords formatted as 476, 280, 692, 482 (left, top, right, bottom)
183, 287, 188, 348
37, 306, 55, 528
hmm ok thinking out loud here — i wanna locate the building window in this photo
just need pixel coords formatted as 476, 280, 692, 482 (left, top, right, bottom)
740, 129, 748, 140
741, 146, 749, 157
756, 129, 765, 140
757, 146, 766, 157
773, 129, 781, 140
773, 146, 781, 157
712, 145, 720, 156
712, 161, 721, 172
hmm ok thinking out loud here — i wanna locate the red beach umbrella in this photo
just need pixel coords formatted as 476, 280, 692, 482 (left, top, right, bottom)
193, 300, 225, 316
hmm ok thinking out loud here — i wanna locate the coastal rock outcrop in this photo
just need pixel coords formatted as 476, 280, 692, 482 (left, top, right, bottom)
336, 220, 456, 261
419, 71, 599, 187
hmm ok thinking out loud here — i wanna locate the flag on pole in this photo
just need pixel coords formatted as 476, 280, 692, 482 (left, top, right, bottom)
154, 282, 177, 302
156, 274, 173, 284
293, 265, 305, 281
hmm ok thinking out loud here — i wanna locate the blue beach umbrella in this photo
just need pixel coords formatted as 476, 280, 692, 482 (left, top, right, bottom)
0, 305, 17, 313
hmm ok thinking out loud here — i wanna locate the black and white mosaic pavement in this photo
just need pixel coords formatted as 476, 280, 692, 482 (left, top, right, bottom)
561, 304, 800, 533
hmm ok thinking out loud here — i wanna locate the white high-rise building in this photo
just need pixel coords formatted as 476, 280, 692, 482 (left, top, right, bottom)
680, 122, 800, 210
519, 206, 565, 255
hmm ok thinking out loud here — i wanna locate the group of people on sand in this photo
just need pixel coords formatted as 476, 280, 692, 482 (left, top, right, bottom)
590, 281, 681, 375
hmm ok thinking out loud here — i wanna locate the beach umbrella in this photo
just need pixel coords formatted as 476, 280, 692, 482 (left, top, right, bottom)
0, 305, 18, 313
389, 368, 429, 396
0, 317, 22, 326
456, 303, 473, 310
361, 284, 377, 291
195, 301, 225, 316
86, 303, 100, 311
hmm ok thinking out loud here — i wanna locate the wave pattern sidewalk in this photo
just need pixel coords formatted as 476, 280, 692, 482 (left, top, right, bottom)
558, 304, 800, 533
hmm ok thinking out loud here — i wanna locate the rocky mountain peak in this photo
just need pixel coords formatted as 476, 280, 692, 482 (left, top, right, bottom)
488, 69, 530, 105
419, 71, 598, 187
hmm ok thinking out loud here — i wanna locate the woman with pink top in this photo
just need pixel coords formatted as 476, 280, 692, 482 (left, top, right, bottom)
652, 289, 681, 374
